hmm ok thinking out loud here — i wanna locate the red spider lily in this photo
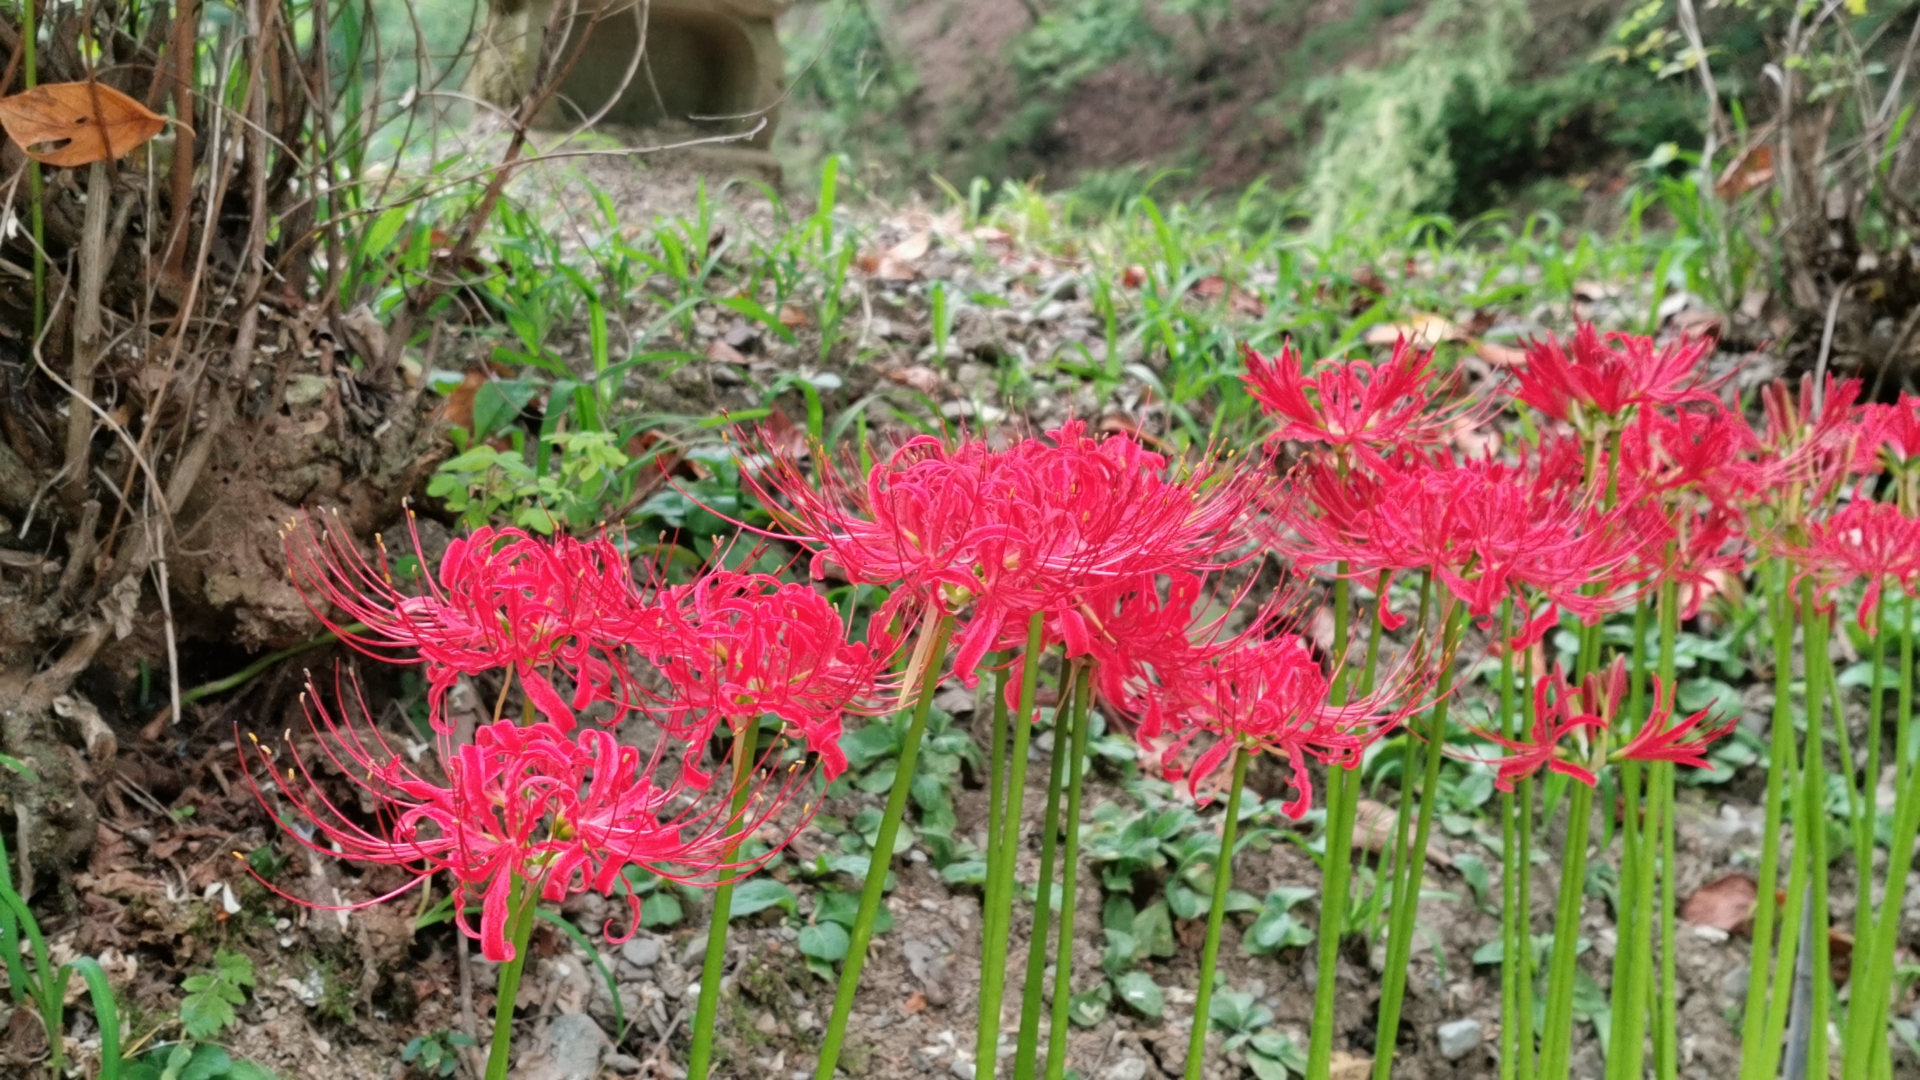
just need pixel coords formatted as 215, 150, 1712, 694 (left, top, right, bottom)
1619, 402, 1765, 505
737, 423, 1258, 683
1775, 499, 1920, 632
1610, 677, 1734, 769
1857, 394, 1920, 468
1154, 632, 1428, 819
1625, 500, 1749, 620
1509, 325, 1719, 425
1750, 375, 1867, 505
284, 513, 653, 731
241, 676, 811, 962
1069, 572, 1249, 741
644, 569, 891, 784
1461, 661, 1623, 791
1278, 447, 1643, 620
1240, 338, 1457, 462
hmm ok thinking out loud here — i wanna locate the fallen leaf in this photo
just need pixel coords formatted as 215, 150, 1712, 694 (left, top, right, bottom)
1363, 313, 1466, 348
1351, 799, 1398, 854
706, 339, 748, 367
902, 992, 928, 1015
0, 81, 167, 166
1189, 276, 1267, 317
879, 364, 941, 394
1475, 340, 1528, 367
441, 368, 488, 432
1680, 873, 1758, 933
778, 305, 812, 330
1329, 1051, 1372, 1080
1715, 144, 1774, 200
1120, 264, 1147, 288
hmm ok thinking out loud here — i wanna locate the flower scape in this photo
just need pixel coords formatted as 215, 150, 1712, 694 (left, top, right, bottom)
240, 324, 1920, 1080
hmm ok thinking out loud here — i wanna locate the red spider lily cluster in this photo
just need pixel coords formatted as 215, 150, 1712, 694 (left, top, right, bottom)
251, 517, 890, 961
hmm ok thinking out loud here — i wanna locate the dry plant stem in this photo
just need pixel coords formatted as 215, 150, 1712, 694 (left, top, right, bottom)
687, 719, 760, 1080
162, 0, 198, 285
1370, 599, 1467, 1080
816, 614, 955, 1080
63, 161, 111, 509
1183, 744, 1248, 1080
976, 614, 1047, 1079
1044, 662, 1091, 1080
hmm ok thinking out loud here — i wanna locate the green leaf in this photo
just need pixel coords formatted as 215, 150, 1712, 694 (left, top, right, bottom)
939, 860, 988, 885
1101, 895, 1137, 934
641, 891, 684, 927
1100, 929, 1137, 975
1472, 939, 1505, 965
1454, 853, 1492, 909
1251, 1030, 1307, 1073
1249, 1053, 1291, 1080
1132, 901, 1175, 959
728, 879, 797, 920
471, 379, 539, 438
1068, 984, 1111, 1027
178, 1044, 234, 1080
798, 922, 851, 962
1112, 971, 1164, 1018
180, 949, 255, 1040
1164, 882, 1205, 921
840, 724, 900, 770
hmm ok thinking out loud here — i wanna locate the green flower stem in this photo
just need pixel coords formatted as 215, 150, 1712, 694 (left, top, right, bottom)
818, 615, 955, 1080
976, 613, 1048, 1079
485, 876, 542, 1080
975, 654, 1013, 1068
1183, 743, 1249, 1080
1045, 663, 1093, 1080
1307, 568, 1361, 1080
1843, 589, 1920, 1080
1843, 635, 1920, 1077
1371, 599, 1468, 1080
688, 718, 762, 1080
1537, 776, 1596, 1080
1516, 772, 1536, 1080
1499, 599, 1524, 1080
1800, 593, 1834, 1080
1654, 579, 1680, 1080
1607, 596, 1651, 1080
1013, 674, 1073, 1079
1739, 559, 1801, 1080
1378, 575, 1434, 941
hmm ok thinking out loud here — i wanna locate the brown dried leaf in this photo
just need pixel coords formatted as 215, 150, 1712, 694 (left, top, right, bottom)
1329, 1051, 1372, 1080
1363, 313, 1466, 347
0, 81, 167, 167
1715, 144, 1774, 200
1475, 340, 1529, 367
1680, 873, 1758, 933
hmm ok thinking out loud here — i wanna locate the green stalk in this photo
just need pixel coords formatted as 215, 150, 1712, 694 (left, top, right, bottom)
1801, 593, 1833, 1080
1378, 575, 1434, 942
1537, 777, 1596, 1080
1013, 674, 1073, 1078
687, 719, 762, 1080
1045, 664, 1093, 1080
818, 615, 956, 1080
1899, 589, 1915, 793
976, 614, 1047, 1078
1843, 588, 1920, 1080
1370, 600, 1468, 1080
1183, 744, 1249, 1080
484, 876, 541, 1080
1654, 578, 1679, 1080
1498, 598, 1523, 1080
1608, 596, 1651, 1080
1516, 664, 1537, 1080
975, 654, 1013, 1069
1307, 570, 1358, 1080
1739, 559, 1800, 1080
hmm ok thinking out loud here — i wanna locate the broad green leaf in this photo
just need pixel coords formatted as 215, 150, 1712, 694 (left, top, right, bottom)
1112, 971, 1164, 1018
1132, 901, 1175, 958
798, 922, 851, 962
727, 879, 797, 919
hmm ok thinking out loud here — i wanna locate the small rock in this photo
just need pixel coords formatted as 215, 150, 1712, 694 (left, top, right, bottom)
622, 937, 662, 968
605, 1052, 642, 1075
683, 934, 709, 964
756, 1012, 780, 1035
518, 1012, 609, 1080
950, 1061, 975, 1080
1437, 1018, 1483, 1061
797, 1009, 818, 1031
1105, 1058, 1149, 1080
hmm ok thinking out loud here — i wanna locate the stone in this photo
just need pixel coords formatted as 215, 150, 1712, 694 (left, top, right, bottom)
1104, 1058, 1149, 1080
756, 1011, 780, 1035
1437, 1018, 1483, 1061
622, 936, 662, 969
950, 1061, 975, 1080
517, 1012, 609, 1080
